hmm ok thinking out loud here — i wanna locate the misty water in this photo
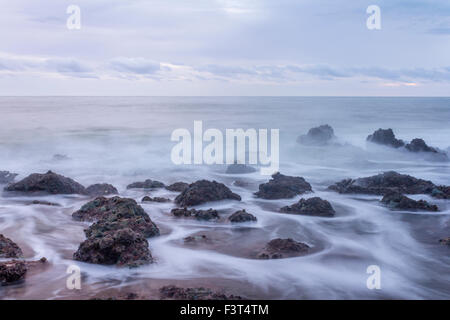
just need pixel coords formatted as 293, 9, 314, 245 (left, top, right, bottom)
0, 97, 449, 299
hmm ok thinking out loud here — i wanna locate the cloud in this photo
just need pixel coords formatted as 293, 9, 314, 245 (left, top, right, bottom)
109, 57, 161, 75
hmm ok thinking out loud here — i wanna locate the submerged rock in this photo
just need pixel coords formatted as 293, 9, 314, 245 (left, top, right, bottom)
432, 186, 450, 200
171, 207, 219, 221
183, 234, 210, 244
166, 182, 189, 192
175, 180, 241, 207
160, 285, 243, 300
297, 124, 336, 146
439, 238, 450, 246
126, 179, 165, 189
381, 192, 438, 211
73, 196, 160, 238
257, 238, 310, 259
0, 171, 18, 184
280, 197, 335, 217
225, 163, 257, 174
255, 172, 312, 199
366, 128, 405, 148
328, 171, 436, 196
142, 196, 171, 203
0, 260, 27, 285
86, 184, 118, 197
5, 171, 86, 195
228, 209, 257, 223
29, 200, 60, 206
52, 154, 70, 161
0, 235, 23, 258
74, 228, 152, 267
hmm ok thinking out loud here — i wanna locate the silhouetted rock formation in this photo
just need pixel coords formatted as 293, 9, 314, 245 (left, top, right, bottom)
280, 197, 335, 217
127, 179, 165, 189
255, 172, 312, 199
257, 238, 310, 259
86, 183, 118, 197
175, 180, 241, 206
367, 128, 405, 148
297, 124, 337, 146
381, 192, 438, 211
171, 207, 219, 221
228, 209, 257, 223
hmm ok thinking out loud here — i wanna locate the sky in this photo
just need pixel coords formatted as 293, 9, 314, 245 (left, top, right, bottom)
0, 0, 449, 96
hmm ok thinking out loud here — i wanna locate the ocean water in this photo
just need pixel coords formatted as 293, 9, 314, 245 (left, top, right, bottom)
0, 96, 449, 299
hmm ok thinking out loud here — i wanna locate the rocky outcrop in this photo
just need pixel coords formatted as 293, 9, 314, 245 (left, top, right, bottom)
0, 235, 23, 258
0, 171, 18, 184
405, 138, 438, 153
171, 207, 219, 221
280, 197, 335, 217
73, 197, 159, 267
4, 171, 86, 195
166, 182, 189, 192
142, 196, 171, 203
74, 228, 152, 267
367, 128, 405, 148
297, 124, 336, 146
432, 186, 450, 199
225, 163, 257, 174
439, 238, 450, 246
255, 172, 312, 199
328, 171, 436, 196
0, 260, 27, 285
160, 285, 243, 300
183, 234, 210, 244
228, 209, 257, 223
86, 184, 118, 197
126, 179, 165, 189
381, 192, 438, 211
257, 238, 310, 259
175, 180, 241, 207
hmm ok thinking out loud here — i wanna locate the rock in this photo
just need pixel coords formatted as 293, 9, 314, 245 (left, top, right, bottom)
297, 124, 336, 146
160, 285, 243, 300
142, 196, 171, 203
328, 171, 436, 195
52, 154, 70, 161
73, 197, 160, 238
183, 234, 210, 244
432, 186, 450, 199
367, 128, 405, 148
0, 260, 27, 285
29, 200, 60, 206
4, 171, 86, 195
175, 180, 241, 207
225, 163, 257, 174
0, 235, 23, 258
381, 192, 438, 211
405, 138, 438, 153
171, 207, 219, 221
228, 209, 257, 223
280, 197, 335, 217
126, 179, 165, 189
257, 238, 310, 259
74, 228, 152, 267
86, 184, 118, 197
0, 171, 18, 184
166, 182, 189, 192
439, 238, 450, 246
254, 172, 312, 199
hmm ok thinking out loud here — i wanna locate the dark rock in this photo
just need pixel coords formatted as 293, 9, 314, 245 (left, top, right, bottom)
0, 171, 18, 184
175, 180, 241, 207
381, 192, 438, 211
127, 179, 165, 189
297, 124, 336, 146
0, 260, 27, 285
432, 186, 450, 199
228, 209, 257, 223
160, 285, 243, 300
73, 197, 160, 238
225, 163, 257, 174
257, 238, 310, 259
4, 171, 86, 195
29, 200, 60, 206
255, 172, 312, 199
52, 154, 70, 161
166, 182, 189, 192
0, 235, 23, 258
405, 138, 438, 153
280, 197, 335, 217
74, 228, 152, 267
171, 207, 219, 221
439, 237, 450, 246
328, 171, 436, 195
142, 196, 171, 203
86, 184, 118, 197
183, 234, 210, 244
367, 128, 405, 148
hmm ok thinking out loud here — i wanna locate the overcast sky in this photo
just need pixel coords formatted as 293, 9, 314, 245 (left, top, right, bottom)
0, 0, 449, 96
